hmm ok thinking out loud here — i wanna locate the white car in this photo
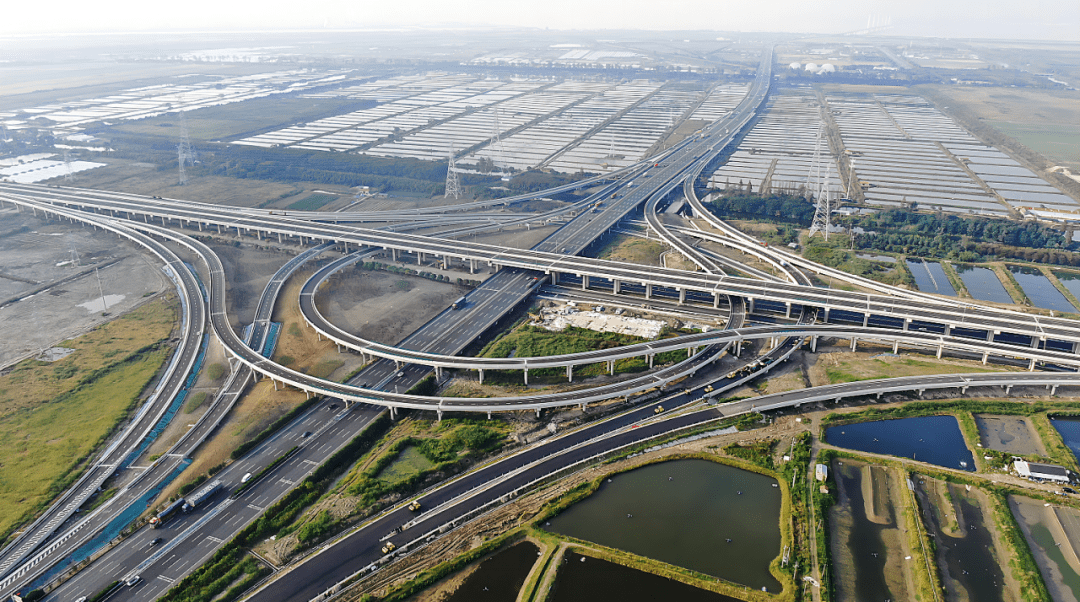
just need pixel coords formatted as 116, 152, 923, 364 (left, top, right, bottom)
241, 473, 252, 484
125, 574, 141, 586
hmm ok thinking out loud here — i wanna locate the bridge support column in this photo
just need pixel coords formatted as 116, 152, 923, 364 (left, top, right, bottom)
536, 408, 541, 418
982, 352, 989, 364
391, 248, 398, 262
273, 380, 278, 391
936, 345, 943, 359
713, 293, 720, 308
918, 389, 925, 397
435, 366, 443, 380
785, 302, 792, 318
961, 386, 968, 394
850, 338, 858, 352
487, 411, 492, 420
903, 318, 910, 331
1031, 337, 1042, 350
678, 289, 686, 304
986, 330, 994, 342
891, 341, 898, 354
278, 232, 283, 243
336, 344, 341, 353
1006, 385, 1013, 395
862, 313, 870, 328
876, 392, 883, 399
735, 340, 742, 356
567, 365, 573, 382
305, 390, 311, 399
645, 284, 652, 299
478, 369, 484, 384
648, 354, 654, 368
524, 369, 529, 385
437, 409, 442, 422
257, 230, 263, 240
822, 307, 829, 322
417, 252, 423, 265
581, 275, 589, 290
1029, 358, 1037, 371
143, 213, 148, 223
470, 259, 476, 274
608, 360, 615, 375
1052, 385, 1059, 396
550, 271, 558, 285
811, 336, 818, 352
390, 407, 397, 420
747, 298, 755, 313
944, 324, 952, 336
581, 402, 587, 412
613, 280, 621, 294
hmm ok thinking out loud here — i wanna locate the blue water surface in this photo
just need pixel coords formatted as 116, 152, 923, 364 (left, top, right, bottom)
825, 415, 975, 471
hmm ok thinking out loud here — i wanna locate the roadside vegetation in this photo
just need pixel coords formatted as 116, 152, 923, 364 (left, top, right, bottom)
0, 297, 176, 546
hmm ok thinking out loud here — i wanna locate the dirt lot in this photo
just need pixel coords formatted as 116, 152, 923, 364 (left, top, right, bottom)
206, 241, 296, 329
318, 267, 468, 347
0, 210, 170, 367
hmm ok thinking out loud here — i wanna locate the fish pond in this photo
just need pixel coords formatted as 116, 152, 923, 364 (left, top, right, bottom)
548, 551, 742, 602
906, 259, 957, 296
1051, 415, 1080, 465
442, 541, 540, 602
956, 264, 1013, 304
824, 415, 975, 471
1008, 265, 1076, 313
545, 459, 782, 593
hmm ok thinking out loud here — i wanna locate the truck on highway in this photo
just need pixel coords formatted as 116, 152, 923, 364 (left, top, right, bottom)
451, 296, 466, 310
182, 479, 222, 512
149, 499, 186, 528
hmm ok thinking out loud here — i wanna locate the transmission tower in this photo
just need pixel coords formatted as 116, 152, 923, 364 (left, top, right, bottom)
444, 143, 462, 199
488, 106, 508, 175
808, 164, 834, 240
177, 112, 196, 186
805, 122, 825, 200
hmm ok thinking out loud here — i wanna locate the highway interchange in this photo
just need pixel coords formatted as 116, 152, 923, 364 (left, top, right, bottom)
4, 44, 1080, 602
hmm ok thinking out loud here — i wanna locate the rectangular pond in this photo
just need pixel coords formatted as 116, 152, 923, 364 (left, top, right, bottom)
1050, 415, 1080, 465
442, 541, 539, 602
905, 259, 957, 296
824, 415, 975, 471
1010, 495, 1080, 602
549, 551, 741, 602
915, 478, 1013, 602
956, 264, 1014, 304
545, 459, 782, 593
1054, 271, 1080, 306
1008, 266, 1077, 313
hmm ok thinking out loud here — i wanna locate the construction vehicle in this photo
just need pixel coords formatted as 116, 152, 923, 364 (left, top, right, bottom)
381, 542, 397, 555
704, 385, 714, 393
408, 501, 421, 512
654, 406, 664, 414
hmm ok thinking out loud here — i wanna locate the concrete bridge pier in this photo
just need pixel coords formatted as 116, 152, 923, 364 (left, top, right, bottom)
1031, 337, 1042, 350
982, 352, 989, 364
487, 411, 492, 420
936, 345, 943, 359
850, 338, 858, 352
535, 408, 541, 418
608, 360, 615, 375
436, 409, 442, 422
986, 330, 995, 342
581, 275, 590, 290
435, 366, 443, 380
917, 389, 925, 397
1006, 385, 1013, 395
785, 302, 792, 318
902, 318, 910, 331
893, 341, 899, 354
876, 392, 883, 399
567, 365, 573, 382
390, 407, 397, 420
470, 259, 476, 274
1029, 358, 1037, 371
478, 368, 484, 384
550, 271, 559, 285
945, 324, 953, 336
273, 380, 279, 391
645, 284, 652, 299
391, 248, 398, 262
581, 402, 587, 412
961, 386, 968, 394
747, 298, 755, 313
524, 368, 529, 385
1051, 385, 1059, 396
613, 280, 621, 294
417, 252, 423, 266
811, 336, 818, 352
822, 306, 829, 322
678, 288, 686, 304
648, 354, 654, 368
278, 232, 282, 243
735, 340, 743, 356
713, 293, 721, 308
862, 313, 870, 328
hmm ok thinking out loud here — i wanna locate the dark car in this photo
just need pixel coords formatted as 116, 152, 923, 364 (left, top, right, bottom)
150, 537, 163, 545
302, 431, 313, 438
1065, 487, 1077, 494
328, 404, 338, 410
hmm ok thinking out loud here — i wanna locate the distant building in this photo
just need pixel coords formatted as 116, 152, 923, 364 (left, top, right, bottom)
1014, 460, 1074, 483
815, 463, 829, 482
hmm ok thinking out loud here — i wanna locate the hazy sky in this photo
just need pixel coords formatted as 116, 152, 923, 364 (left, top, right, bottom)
2, 0, 1077, 41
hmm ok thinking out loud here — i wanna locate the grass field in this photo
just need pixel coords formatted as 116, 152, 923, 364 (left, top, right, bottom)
597, 234, 664, 266
0, 297, 176, 542
287, 194, 337, 211
989, 121, 1080, 170
821, 354, 1005, 385
377, 446, 436, 483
